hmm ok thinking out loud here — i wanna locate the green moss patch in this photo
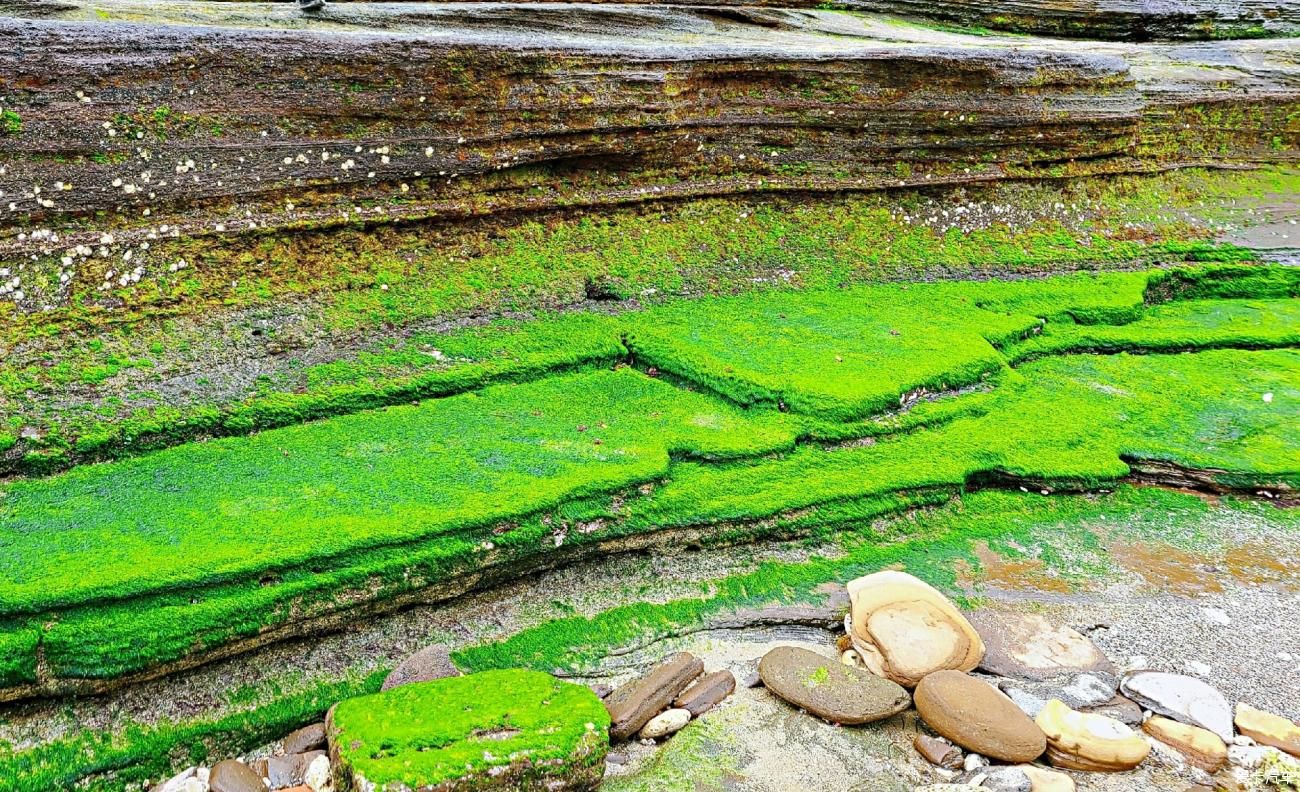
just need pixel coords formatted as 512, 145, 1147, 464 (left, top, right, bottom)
329, 670, 608, 791
0, 269, 1295, 693
0, 367, 800, 615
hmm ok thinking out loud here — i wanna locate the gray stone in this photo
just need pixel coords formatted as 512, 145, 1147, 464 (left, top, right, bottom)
999, 672, 1118, 712
250, 751, 325, 788
759, 646, 910, 725
982, 767, 1032, 792
1120, 671, 1234, 742
381, 643, 461, 691
1081, 695, 1144, 727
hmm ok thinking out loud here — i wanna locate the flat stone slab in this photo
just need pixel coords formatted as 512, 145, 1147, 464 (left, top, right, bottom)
970, 611, 1114, 681
605, 652, 703, 741
1120, 670, 1234, 742
327, 669, 608, 792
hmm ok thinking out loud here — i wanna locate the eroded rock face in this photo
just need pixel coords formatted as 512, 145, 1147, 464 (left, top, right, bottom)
1034, 699, 1150, 772
842, 0, 1300, 41
913, 670, 1046, 763
381, 643, 462, 691
847, 571, 984, 687
758, 645, 911, 725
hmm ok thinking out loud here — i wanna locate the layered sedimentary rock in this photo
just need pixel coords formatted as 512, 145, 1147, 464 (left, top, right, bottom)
843, 0, 1300, 41
2, 2, 1296, 323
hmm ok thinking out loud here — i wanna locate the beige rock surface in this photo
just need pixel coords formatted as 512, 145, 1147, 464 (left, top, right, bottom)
847, 571, 984, 687
1142, 716, 1228, 772
1035, 698, 1150, 772
1235, 702, 1300, 758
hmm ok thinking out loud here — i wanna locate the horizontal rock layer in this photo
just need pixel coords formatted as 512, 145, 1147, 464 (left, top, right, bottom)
845, 0, 1300, 41
1, 4, 1295, 320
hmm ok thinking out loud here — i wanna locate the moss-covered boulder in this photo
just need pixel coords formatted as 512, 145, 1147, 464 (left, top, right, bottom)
326, 669, 609, 791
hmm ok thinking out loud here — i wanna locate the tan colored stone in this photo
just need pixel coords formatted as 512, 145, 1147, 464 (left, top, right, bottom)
1143, 716, 1227, 772
1035, 699, 1150, 772
846, 571, 984, 687
914, 670, 1046, 763
1015, 764, 1076, 792
1235, 702, 1300, 758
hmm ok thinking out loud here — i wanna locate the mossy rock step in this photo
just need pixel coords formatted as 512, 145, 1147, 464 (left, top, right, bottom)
327, 670, 610, 791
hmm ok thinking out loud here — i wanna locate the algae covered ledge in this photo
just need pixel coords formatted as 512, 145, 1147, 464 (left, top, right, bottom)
0, 2, 1298, 792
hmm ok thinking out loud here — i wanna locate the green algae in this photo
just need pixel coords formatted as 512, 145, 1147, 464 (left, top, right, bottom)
0, 367, 801, 615
0, 269, 1296, 692
330, 671, 608, 791
455, 486, 1300, 674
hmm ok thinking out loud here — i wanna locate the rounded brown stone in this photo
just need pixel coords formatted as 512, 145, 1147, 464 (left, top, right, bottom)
914, 670, 1047, 763
759, 646, 910, 725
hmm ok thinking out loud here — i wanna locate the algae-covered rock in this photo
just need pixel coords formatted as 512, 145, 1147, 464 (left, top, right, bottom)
327, 669, 609, 791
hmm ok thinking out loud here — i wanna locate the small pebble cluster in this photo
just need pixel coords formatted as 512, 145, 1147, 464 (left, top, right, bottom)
745, 570, 1300, 792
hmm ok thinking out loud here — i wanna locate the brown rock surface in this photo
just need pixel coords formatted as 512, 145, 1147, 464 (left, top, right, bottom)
672, 670, 735, 717
281, 722, 326, 755
758, 646, 910, 725
1235, 702, 1300, 758
846, 571, 985, 687
914, 734, 964, 769
605, 652, 703, 741
1035, 699, 1150, 772
208, 760, 265, 792
913, 670, 1046, 763
1143, 716, 1227, 772
969, 611, 1114, 681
